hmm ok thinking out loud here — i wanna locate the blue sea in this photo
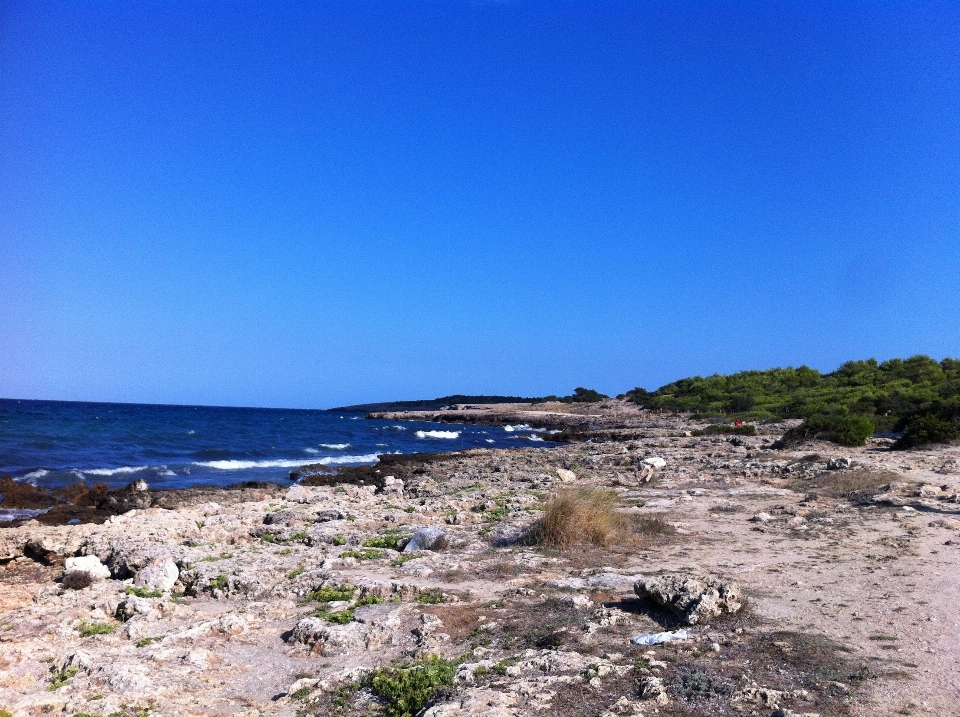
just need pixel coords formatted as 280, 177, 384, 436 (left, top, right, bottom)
0, 399, 559, 491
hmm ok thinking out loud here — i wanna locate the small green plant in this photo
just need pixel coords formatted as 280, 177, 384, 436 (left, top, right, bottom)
340, 548, 382, 561
365, 655, 458, 717
0, 710, 13, 717
304, 584, 356, 603
48, 665, 78, 690
291, 686, 312, 700
195, 520, 205, 529
209, 574, 229, 590
355, 595, 384, 607
392, 553, 420, 567
491, 656, 520, 675
278, 547, 293, 555
261, 533, 277, 543
198, 552, 233, 562
331, 534, 347, 546
316, 609, 355, 624
135, 636, 164, 648
288, 567, 306, 579
417, 590, 445, 605
78, 620, 115, 637
287, 531, 309, 542
125, 586, 163, 598
362, 531, 410, 550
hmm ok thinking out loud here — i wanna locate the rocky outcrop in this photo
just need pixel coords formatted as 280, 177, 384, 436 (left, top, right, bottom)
634, 574, 742, 625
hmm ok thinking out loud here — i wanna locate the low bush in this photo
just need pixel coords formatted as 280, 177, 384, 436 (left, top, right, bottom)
529, 487, 627, 549
365, 655, 458, 717
894, 413, 960, 449
304, 584, 356, 603
125, 586, 162, 598
778, 414, 874, 447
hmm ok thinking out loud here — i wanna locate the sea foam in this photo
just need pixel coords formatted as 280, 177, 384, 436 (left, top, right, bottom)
320, 443, 351, 450
415, 430, 461, 439
195, 453, 380, 471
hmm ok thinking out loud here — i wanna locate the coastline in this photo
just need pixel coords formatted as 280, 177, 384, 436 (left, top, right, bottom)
1, 403, 958, 715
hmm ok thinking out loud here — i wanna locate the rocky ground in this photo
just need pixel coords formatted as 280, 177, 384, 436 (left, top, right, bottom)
2, 401, 959, 717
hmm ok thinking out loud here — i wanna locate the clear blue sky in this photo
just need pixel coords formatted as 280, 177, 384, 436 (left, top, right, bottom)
2, 2, 958, 408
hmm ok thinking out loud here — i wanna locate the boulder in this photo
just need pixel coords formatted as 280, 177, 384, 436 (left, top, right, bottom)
634, 574, 742, 625
403, 526, 449, 552
135, 555, 179, 592
62, 554, 111, 589
827, 458, 851, 470
381, 476, 404, 493
556, 468, 577, 482
642, 457, 667, 470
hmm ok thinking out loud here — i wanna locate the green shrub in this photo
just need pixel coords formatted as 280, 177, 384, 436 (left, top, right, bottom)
125, 586, 163, 598
331, 534, 347, 546
362, 531, 410, 550
209, 574, 229, 590
340, 548, 382, 561
417, 590, 445, 604
135, 636, 164, 648
78, 620, 115, 637
366, 655, 458, 717
287, 567, 306, 579
895, 413, 960, 449
779, 415, 875, 447
304, 584, 356, 603
47, 665, 78, 690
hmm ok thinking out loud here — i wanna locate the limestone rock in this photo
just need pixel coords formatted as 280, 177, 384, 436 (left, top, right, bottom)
827, 458, 851, 470
642, 457, 667, 470
637, 675, 669, 704
403, 526, 449, 552
634, 574, 742, 625
556, 468, 577, 482
63, 555, 111, 589
135, 555, 179, 592
421, 688, 518, 717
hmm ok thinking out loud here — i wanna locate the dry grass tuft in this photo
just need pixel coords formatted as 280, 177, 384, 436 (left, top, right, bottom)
530, 487, 629, 549
803, 469, 901, 499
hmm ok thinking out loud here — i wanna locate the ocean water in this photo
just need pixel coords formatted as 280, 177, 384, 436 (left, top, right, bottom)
0, 399, 559, 490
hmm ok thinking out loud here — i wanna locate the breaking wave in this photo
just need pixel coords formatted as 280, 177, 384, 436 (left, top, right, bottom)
320, 443, 351, 450
195, 454, 380, 470
415, 430, 461, 439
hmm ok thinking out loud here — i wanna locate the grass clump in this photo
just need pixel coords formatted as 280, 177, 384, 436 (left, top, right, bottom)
331, 534, 347, 546
78, 620, 115, 637
47, 665, 78, 690
803, 469, 898, 499
288, 567, 306, 579
529, 487, 627, 549
135, 636, 164, 648
125, 586, 163, 598
365, 655, 458, 717
340, 548, 383, 561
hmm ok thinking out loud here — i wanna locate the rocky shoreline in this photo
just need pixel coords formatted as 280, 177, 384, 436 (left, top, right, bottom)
2, 400, 959, 716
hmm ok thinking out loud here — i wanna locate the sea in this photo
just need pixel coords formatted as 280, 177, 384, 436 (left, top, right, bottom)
0, 398, 559, 493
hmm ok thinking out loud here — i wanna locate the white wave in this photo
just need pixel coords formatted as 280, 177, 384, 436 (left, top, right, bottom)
187, 430, 195, 435
415, 430, 460, 439
83, 465, 151, 477
391, 425, 407, 430
195, 458, 320, 470
316, 453, 381, 465
505, 424, 548, 433
528, 435, 544, 442
23, 469, 49, 480
320, 443, 351, 450
159, 467, 177, 477
485, 439, 495, 444
376, 443, 388, 447
304, 448, 320, 454
195, 454, 380, 470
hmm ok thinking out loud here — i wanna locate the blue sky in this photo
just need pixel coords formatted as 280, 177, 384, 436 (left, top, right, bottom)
1, 2, 958, 408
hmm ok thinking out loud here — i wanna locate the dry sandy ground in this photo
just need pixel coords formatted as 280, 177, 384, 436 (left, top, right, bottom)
1, 402, 958, 717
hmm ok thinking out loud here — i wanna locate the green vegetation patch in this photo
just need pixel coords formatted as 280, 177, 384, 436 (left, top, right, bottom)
47, 666, 78, 690
416, 590, 445, 605
365, 655, 458, 717
125, 586, 163, 598
304, 584, 356, 603
691, 423, 758, 436
78, 620, 115, 637
779, 414, 876, 447
340, 548, 383, 561
362, 530, 411, 551
626, 355, 960, 445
